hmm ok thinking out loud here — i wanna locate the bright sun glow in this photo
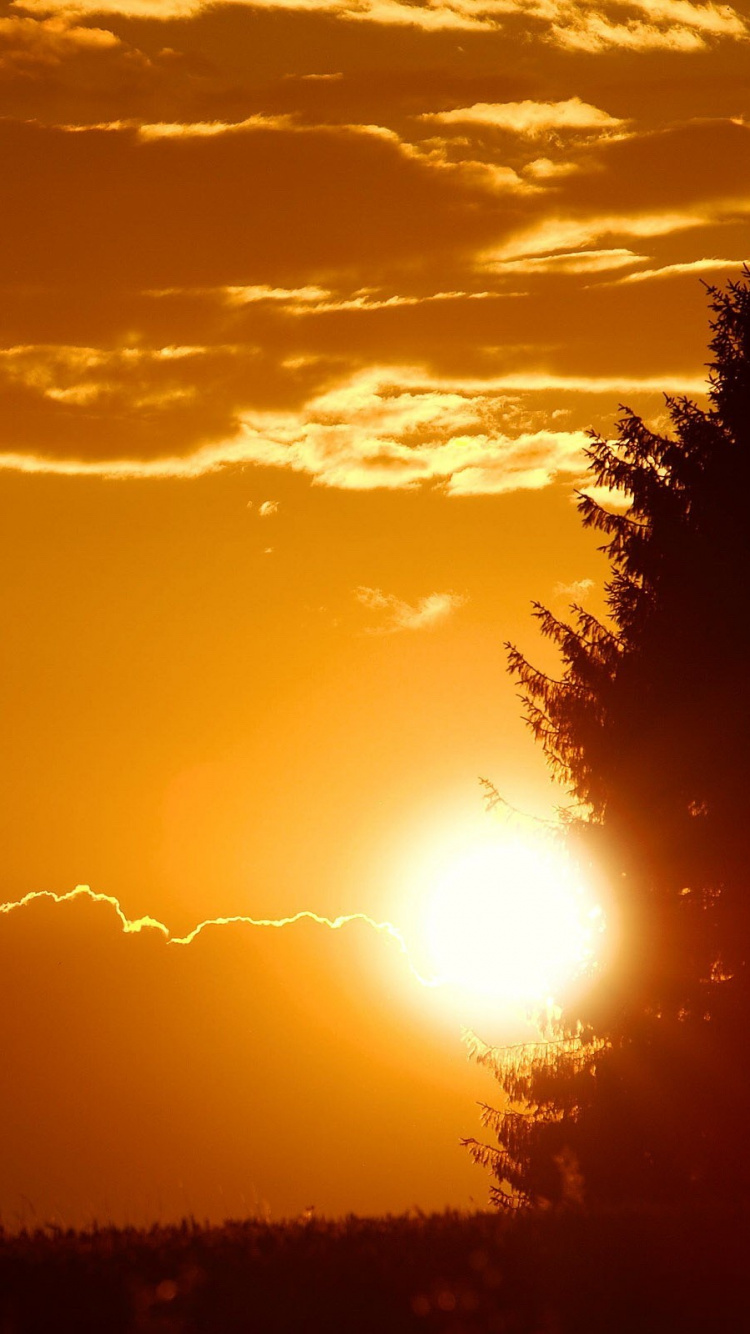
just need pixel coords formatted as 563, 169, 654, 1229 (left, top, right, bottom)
423, 835, 602, 1007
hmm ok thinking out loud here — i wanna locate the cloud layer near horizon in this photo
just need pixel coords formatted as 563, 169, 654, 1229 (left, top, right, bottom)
0, 0, 747, 491
0, 884, 491, 1226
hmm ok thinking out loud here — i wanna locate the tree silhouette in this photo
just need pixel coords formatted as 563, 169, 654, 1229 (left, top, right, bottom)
465, 270, 750, 1208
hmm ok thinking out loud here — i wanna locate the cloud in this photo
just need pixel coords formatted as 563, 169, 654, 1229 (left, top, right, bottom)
546, 0, 749, 51
0, 14, 119, 68
0, 13, 248, 127
613, 256, 746, 284
0, 92, 745, 491
203, 285, 334, 307
0, 887, 485, 1226
14, 0, 202, 14
355, 586, 467, 633
554, 577, 595, 601
535, 120, 750, 221
483, 204, 747, 267
437, 430, 592, 495
0, 357, 709, 484
258, 499, 280, 516
11, 0, 497, 30
578, 482, 633, 512
0, 117, 501, 290
12, 0, 749, 48
219, 285, 508, 313
133, 114, 296, 139
227, 372, 614, 494
419, 98, 624, 136
489, 248, 646, 276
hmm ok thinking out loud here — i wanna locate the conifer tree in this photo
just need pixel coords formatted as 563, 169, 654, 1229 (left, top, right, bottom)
465, 270, 750, 1208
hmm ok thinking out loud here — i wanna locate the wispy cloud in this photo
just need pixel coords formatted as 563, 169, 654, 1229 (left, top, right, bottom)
554, 577, 595, 602
135, 114, 296, 139
489, 248, 646, 276
355, 586, 467, 633
173, 284, 508, 314
613, 256, 746, 284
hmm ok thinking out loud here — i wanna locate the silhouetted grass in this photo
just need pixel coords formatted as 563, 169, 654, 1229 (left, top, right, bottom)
0, 1204, 745, 1333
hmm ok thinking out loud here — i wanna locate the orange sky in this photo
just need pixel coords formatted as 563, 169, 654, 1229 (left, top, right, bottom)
0, 0, 748, 1228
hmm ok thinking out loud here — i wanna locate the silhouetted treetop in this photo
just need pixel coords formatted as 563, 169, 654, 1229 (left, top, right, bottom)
508, 271, 750, 829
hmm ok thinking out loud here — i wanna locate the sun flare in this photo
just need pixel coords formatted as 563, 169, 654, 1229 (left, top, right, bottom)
423, 835, 602, 1008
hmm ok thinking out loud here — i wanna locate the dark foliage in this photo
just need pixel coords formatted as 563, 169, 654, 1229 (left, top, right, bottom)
465, 270, 750, 1209
0, 1207, 746, 1334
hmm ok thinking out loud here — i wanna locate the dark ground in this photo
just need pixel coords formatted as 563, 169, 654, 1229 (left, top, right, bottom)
0, 1206, 746, 1333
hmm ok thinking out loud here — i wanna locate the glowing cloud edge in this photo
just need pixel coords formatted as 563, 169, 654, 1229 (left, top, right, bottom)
0, 884, 439, 987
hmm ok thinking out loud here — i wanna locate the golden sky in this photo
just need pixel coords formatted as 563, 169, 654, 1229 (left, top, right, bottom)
1, 0, 748, 1227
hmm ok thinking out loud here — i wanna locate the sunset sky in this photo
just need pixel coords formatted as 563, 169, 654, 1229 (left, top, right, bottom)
1, 0, 748, 1228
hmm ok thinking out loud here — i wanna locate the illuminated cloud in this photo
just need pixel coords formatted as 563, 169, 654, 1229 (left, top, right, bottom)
438, 429, 592, 495
546, 0, 749, 50
0, 883, 416, 952
420, 98, 624, 136
554, 577, 595, 601
578, 482, 633, 511
614, 256, 746, 284
134, 115, 296, 139
489, 248, 646, 276
10, 0, 497, 28
219, 285, 333, 307
13, 0, 749, 46
14, 0, 203, 14
230, 372, 599, 494
11, 0, 497, 29
0, 887, 488, 1224
0, 115, 502, 289
484, 205, 745, 266
0, 14, 236, 127
332, 289, 500, 310
258, 499, 280, 516
523, 158, 583, 182
355, 586, 467, 633
0, 13, 119, 66
0, 357, 709, 485
56, 115, 403, 144
0, 28, 746, 495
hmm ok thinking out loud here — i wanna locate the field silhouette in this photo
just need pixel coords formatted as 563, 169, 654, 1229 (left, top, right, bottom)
1, 1206, 746, 1334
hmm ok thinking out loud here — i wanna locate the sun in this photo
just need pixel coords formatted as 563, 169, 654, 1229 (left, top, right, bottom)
422, 834, 602, 1008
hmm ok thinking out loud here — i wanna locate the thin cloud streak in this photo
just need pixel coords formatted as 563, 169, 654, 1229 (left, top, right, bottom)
613, 256, 747, 283
488, 248, 646, 275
